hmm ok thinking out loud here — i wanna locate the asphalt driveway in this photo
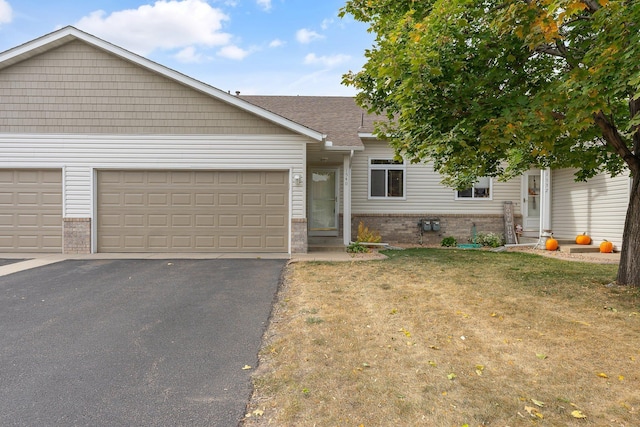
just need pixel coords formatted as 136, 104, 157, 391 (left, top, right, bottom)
0, 258, 285, 426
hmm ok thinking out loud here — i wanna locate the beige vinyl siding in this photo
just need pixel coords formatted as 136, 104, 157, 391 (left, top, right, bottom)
1, 134, 308, 220
352, 141, 521, 214
551, 169, 629, 248
0, 40, 293, 135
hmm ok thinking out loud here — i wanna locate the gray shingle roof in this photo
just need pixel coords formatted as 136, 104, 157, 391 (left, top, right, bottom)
242, 95, 383, 149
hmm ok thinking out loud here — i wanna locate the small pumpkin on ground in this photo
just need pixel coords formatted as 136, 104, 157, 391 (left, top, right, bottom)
546, 236, 559, 251
575, 232, 591, 245
599, 240, 614, 253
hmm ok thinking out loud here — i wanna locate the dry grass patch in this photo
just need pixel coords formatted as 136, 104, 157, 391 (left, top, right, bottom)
243, 249, 640, 426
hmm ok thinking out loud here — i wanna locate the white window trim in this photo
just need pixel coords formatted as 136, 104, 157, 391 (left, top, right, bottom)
454, 177, 494, 201
368, 158, 407, 200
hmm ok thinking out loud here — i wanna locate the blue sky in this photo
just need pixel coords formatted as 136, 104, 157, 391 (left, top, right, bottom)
0, 0, 374, 95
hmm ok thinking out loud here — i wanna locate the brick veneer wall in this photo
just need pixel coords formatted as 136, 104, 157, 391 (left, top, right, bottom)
291, 218, 308, 253
351, 214, 522, 246
63, 218, 91, 254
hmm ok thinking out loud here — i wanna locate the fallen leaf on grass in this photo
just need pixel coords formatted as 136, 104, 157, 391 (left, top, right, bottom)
525, 406, 544, 419
531, 399, 545, 407
571, 410, 587, 419
597, 372, 608, 378
572, 320, 591, 326
475, 365, 484, 376
399, 328, 411, 337
428, 360, 437, 367
447, 373, 457, 380
536, 353, 548, 360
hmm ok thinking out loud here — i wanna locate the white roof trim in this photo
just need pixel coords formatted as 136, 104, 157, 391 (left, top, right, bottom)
0, 26, 326, 142
358, 132, 379, 139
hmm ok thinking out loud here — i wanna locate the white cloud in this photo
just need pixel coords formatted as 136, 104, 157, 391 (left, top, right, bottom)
321, 18, 333, 30
256, 0, 272, 11
304, 53, 351, 68
0, 0, 13, 25
269, 39, 284, 48
174, 46, 206, 63
217, 44, 250, 60
296, 28, 324, 44
74, 0, 231, 56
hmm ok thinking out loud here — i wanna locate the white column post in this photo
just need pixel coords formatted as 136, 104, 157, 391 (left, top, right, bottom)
540, 168, 552, 241
343, 152, 353, 246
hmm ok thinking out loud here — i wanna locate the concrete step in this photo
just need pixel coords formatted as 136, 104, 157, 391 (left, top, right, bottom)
309, 245, 346, 253
308, 237, 346, 253
558, 243, 601, 254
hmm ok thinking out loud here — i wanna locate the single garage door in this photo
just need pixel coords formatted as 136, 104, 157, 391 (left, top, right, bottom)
97, 170, 289, 253
0, 169, 63, 253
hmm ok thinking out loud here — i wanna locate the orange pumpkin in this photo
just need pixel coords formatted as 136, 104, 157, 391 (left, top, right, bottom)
599, 240, 614, 253
546, 237, 559, 251
575, 233, 591, 245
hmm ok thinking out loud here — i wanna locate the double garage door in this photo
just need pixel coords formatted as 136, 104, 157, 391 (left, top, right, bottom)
0, 169, 63, 253
97, 170, 289, 253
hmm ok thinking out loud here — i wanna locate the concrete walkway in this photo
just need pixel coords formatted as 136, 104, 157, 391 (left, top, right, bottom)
0, 251, 386, 278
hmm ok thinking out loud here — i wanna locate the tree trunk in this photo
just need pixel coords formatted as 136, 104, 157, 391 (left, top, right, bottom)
617, 173, 640, 286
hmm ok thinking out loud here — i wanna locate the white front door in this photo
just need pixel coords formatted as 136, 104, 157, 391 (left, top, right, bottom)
309, 168, 339, 236
522, 170, 541, 232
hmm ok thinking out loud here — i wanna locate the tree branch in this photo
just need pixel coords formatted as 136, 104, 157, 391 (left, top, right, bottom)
594, 111, 640, 174
631, 97, 640, 157
534, 44, 567, 59
581, 0, 602, 13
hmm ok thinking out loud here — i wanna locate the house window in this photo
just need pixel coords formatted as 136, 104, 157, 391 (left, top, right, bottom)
456, 177, 492, 200
369, 159, 405, 199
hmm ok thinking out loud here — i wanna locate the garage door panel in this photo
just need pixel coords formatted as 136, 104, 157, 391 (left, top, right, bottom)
172, 215, 192, 227
266, 193, 286, 206
148, 193, 169, 206
98, 170, 288, 253
195, 193, 215, 206
195, 236, 215, 248
265, 236, 286, 249
172, 193, 192, 205
18, 214, 38, 226
266, 214, 286, 227
219, 194, 239, 206
149, 215, 169, 227
0, 169, 62, 253
195, 215, 215, 227
242, 215, 262, 227
0, 193, 13, 205
218, 172, 240, 185
219, 215, 238, 227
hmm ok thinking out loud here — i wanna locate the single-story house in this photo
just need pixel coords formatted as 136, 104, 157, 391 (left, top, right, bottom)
0, 27, 630, 254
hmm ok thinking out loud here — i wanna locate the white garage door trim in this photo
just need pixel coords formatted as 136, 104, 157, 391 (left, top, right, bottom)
97, 170, 289, 253
0, 169, 63, 253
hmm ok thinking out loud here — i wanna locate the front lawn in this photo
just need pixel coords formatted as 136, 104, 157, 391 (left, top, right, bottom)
243, 249, 639, 426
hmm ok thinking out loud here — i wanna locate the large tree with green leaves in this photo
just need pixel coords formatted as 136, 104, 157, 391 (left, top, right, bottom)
341, 0, 640, 286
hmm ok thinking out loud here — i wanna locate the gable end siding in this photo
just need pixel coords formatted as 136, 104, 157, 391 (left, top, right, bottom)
0, 40, 295, 136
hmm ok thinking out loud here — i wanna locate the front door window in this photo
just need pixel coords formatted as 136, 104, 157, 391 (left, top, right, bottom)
310, 169, 338, 235
523, 171, 541, 231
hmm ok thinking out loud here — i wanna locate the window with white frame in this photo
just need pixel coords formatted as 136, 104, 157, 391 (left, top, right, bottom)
456, 177, 492, 199
369, 159, 405, 199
